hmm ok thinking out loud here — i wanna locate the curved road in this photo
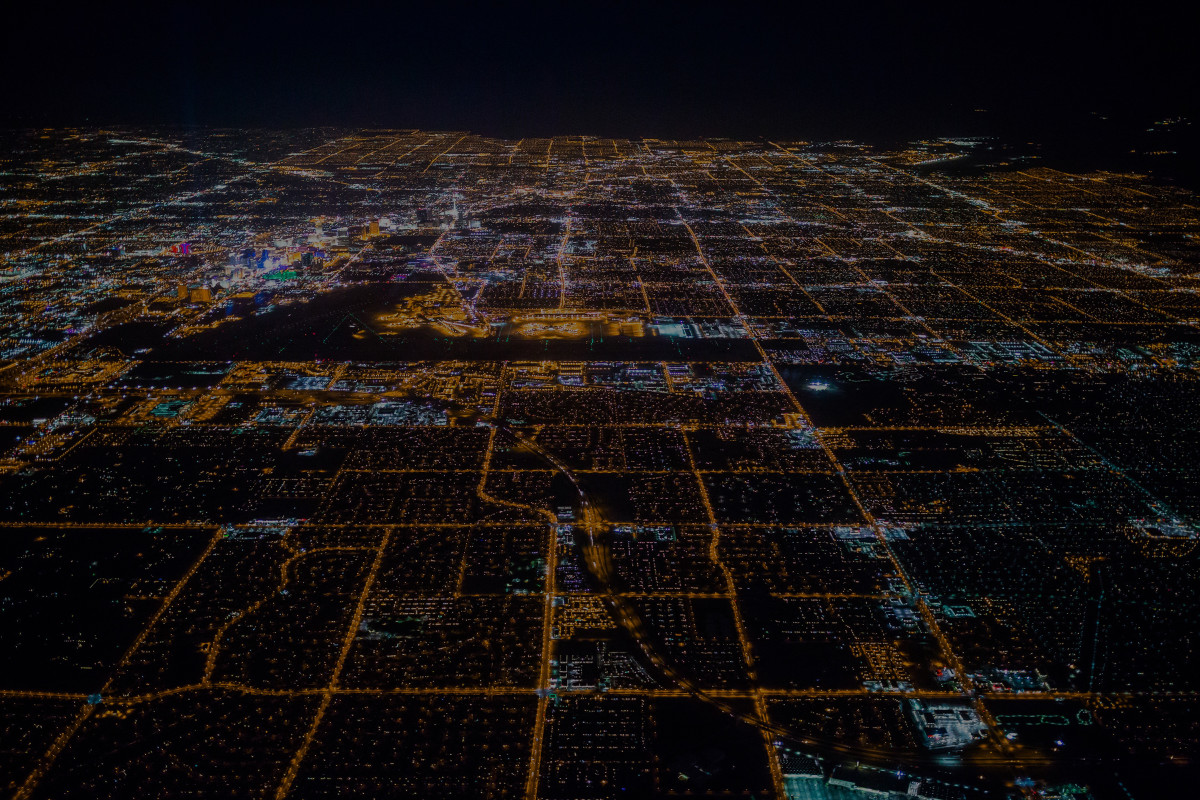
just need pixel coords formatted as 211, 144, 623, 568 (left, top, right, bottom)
473, 410, 1060, 774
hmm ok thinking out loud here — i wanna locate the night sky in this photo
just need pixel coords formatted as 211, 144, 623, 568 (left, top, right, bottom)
3, 3, 1196, 142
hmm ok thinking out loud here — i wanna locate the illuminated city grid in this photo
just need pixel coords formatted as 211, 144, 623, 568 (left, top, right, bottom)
1, 129, 1199, 799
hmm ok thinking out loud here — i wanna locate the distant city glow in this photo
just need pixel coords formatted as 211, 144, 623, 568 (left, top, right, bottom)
0, 127, 1195, 800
